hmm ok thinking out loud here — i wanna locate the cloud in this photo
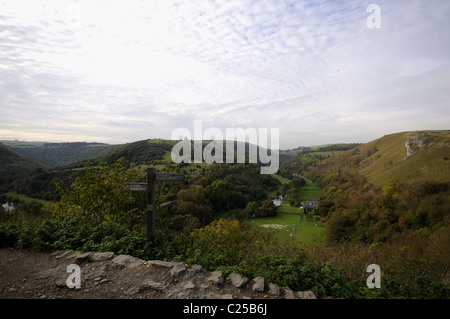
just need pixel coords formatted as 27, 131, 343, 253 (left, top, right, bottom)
0, 0, 449, 148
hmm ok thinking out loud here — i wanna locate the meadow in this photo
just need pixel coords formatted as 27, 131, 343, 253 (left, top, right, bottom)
252, 174, 325, 244
297, 179, 324, 201
248, 204, 326, 244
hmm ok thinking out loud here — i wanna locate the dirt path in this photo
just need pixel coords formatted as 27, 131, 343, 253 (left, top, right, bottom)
0, 248, 316, 300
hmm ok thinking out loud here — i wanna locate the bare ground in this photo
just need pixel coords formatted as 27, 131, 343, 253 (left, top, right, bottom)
0, 248, 315, 300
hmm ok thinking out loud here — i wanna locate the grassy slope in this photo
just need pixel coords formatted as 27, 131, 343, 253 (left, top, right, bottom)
363, 130, 450, 187
299, 180, 324, 201
321, 130, 450, 188
0, 143, 47, 187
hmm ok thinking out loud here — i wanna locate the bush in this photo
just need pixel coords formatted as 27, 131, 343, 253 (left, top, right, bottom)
52, 158, 145, 228
0, 221, 31, 248
174, 218, 358, 298
0, 217, 161, 260
2, 213, 447, 298
229, 254, 358, 298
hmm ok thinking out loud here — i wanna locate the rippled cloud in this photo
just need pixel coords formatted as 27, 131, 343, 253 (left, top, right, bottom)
0, 0, 449, 147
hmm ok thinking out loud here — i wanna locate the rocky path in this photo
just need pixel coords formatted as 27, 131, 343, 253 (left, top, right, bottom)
0, 248, 317, 300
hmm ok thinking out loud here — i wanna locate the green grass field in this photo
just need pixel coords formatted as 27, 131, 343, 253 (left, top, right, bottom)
248, 204, 326, 244
299, 180, 324, 201
254, 174, 325, 244
270, 174, 291, 185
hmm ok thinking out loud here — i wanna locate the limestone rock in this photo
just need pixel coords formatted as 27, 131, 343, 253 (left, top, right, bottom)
75, 252, 91, 263
404, 132, 434, 159
53, 250, 75, 260
207, 271, 224, 286
183, 281, 196, 290
139, 280, 166, 292
190, 264, 206, 274
112, 255, 143, 268
252, 276, 265, 292
89, 251, 115, 262
283, 288, 296, 299
297, 290, 317, 299
229, 273, 249, 288
268, 283, 280, 297
183, 264, 206, 281
171, 262, 187, 279
148, 260, 177, 268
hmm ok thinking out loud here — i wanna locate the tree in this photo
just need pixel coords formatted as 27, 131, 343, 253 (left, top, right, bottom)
206, 180, 246, 213
16, 201, 44, 216
326, 209, 355, 243
382, 179, 400, 196
318, 199, 335, 218
52, 158, 144, 228
243, 201, 258, 217
259, 199, 277, 217
175, 185, 212, 226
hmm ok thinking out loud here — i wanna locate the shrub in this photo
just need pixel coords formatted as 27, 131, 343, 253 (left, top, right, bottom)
52, 158, 145, 228
176, 218, 358, 298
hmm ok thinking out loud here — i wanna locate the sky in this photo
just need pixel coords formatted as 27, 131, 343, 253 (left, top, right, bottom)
0, 0, 449, 149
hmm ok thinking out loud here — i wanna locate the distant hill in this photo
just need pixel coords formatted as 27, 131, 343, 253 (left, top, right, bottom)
71, 139, 274, 168
279, 143, 361, 163
3, 141, 122, 167
0, 143, 47, 193
318, 130, 450, 188
95, 139, 176, 166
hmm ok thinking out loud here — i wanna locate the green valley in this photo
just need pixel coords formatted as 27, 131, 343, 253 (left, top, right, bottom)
1, 130, 449, 299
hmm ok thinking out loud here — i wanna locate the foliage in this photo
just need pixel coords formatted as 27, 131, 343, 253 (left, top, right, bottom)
313, 169, 450, 244
282, 177, 306, 204
0, 217, 162, 260
304, 237, 450, 299
0, 139, 178, 201
163, 218, 357, 298
249, 255, 356, 298
160, 164, 280, 230
93, 139, 175, 166
52, 158, 146, 228
1, 212, 448, 298
174, 185, 213, 226
285, 140, 450, 244
0, 143, 46, 194
2, 134, 449, 299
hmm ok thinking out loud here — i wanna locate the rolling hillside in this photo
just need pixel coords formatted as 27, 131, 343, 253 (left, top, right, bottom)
3, 141, 122, 167
319, 130, 450, 188
71, 138, 275, 172
0, 143, 47, 192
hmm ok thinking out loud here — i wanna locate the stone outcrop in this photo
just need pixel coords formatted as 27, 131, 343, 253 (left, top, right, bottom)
404, 132, 434, 159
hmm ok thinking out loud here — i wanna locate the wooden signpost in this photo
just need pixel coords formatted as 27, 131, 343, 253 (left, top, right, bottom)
123, 167, 184, 241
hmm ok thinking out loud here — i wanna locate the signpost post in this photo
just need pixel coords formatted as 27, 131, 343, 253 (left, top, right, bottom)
123, 167, 184, 241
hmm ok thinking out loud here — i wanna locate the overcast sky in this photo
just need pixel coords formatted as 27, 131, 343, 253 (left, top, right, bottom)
1, 0, 449, 149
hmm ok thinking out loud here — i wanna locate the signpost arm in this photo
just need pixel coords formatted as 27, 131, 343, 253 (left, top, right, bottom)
147, 167, 156, 242
122, 167, 183, 242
